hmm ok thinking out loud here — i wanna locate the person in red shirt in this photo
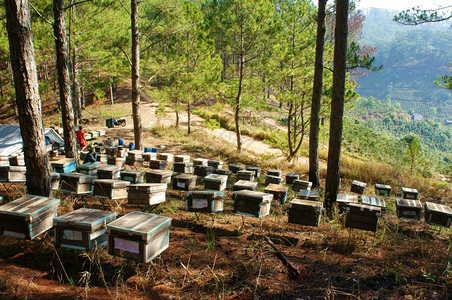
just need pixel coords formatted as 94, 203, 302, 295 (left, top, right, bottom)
76, 126, 87, 150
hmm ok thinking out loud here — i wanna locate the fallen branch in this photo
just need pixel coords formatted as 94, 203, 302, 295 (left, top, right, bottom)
265, 236, 300, 280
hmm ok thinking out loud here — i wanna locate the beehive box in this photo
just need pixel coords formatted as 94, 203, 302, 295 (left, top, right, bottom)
265, 175, 282, 185
0, 195, 60, 239
0, 166, 26, 182
208, 160, 223, 170
228, 164, 243, 173
344, 203, 381, 232
375, 184, 392, 197
97, 154, 109, 163
149, 159, 168, 170
193, 158, 208, 166
50, 172, 60, 190
424, 202, 452, 228
51, 158, 76, 174
174, 155, 190, 163
107, 157, 125, 167
97, 164, 121, 180
396, 198, 422, 220
186, 191, 224, 213
213, 168, 232, 179
361, 195, 386, 211
142, 152, 157, 161
120, 170, 145, 184
93, 179, 129, 199
125, 157, 145, 167
233, 190, 273, 218
173, 162, 194, 174
107, 212, 172, 263
288, 199, 323, 226
98, 130, 106, 136
0, 156, 10, 167
194, 165, 214, 179
401, 187, 419, 200
336, 194, 359, 212
95, 145, 107, 154
79, 151, 88, 161
53, 208, 117, 250
172, 174, 197, 191
267, 169, 281, 177
113, 147, 127, 158
85, 133, 92, 140
127, 150, 143, 160
293, 180, 312, 192
60, 173, 93, 194
351, 180, 366, 194
89, 131, 100, 139
236, 170, 255, 182
9, 154, 25, 166
204, 174, 228, 191
127, 183, 167, 206
157, 153, 174, 162
146, 170, 172, 184
264, 184, 289, 204
76, 162, 101, 176
246, 166, 261, 178
286, 172, 301, 184
233, 180, 258, 191
297, 189, 320, 201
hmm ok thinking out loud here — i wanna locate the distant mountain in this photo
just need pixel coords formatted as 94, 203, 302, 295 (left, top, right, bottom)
356, 8, 452, 123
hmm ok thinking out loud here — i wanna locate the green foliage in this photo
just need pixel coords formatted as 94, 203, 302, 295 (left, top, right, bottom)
204, 118, 221, 130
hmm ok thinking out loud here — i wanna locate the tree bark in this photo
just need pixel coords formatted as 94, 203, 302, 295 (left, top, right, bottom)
131, 0, 143, 150
53, 0, 77, 158
325, 0, 349, 214
309, 0, 327, 189
5, 0, 51, 196
187, 101, 191, 134
235, 33, 244, 154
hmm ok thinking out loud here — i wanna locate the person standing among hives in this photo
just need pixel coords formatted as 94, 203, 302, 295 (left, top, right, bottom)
76, 126, 87, 150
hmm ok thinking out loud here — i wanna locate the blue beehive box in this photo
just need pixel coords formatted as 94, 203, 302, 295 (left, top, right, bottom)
233, 190, 273, 218
186, 191, 225, 213
51, 158, 76, 174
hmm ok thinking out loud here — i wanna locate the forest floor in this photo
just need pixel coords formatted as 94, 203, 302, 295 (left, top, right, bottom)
0, 92, 451, 299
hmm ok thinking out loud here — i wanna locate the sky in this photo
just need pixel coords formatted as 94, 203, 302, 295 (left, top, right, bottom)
356, 0, 452, 12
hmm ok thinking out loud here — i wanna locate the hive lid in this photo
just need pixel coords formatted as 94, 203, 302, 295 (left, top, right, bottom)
375, 183, 391, 190
264, 183, 289, 193
204, 174, 228, 181
60, 172, 93, 183
0, 194, 60, 218
77, 162, 101, 170
289, 198, 323, 209
186, 190, 224, 198
361, 195, 386, 208
396, 198, 422, 208
425, 202, 452, 215
98, 164, 121, 172
53, 208, 117, 230
94, 179, 130, 188
297, 189, 320, 200
128, 183, 167, 192
233, 190, 273, 202
146, 170, 172, 176
401, 187, 418, 193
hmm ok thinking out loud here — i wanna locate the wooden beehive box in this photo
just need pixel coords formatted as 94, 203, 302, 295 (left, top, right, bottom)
95, 145, 107, 154
228, 164, 243, 173
9, 154, 25, 166
173, 162, 194, 174
149, 159, 168, 170
265, 175, 282, 185
174, 155, 190, 163
233, 190, 273, 218
76, 162, 101, 176
396, 198, 422, 220
0, 195, 60, 239
125, 157, 144, 167
0, 156, 10, 166
264, 184, 289, 204
351, 180, 366, 194
120, 170, 145, 184
60, 173, 93, 194
51, 158, 76, 174
208, 160, 223, 170
213, 168, 232, 179
246, 166, 261, 177
146, 170, 172, 184
297, 189, 320, 201
53, 208, 118, 250
293, 180, 312, 192
107, 157, 125, 167
361, 195, 386, 211
186, 191, 224, 213
79, 151, 88, 161
50, 172, 60, 190
96, 153, 109, 163
107, 211, 172, 263
344, 203, 381, 232
0, 166, 26, 182
193, 158, 208, 166
401, 187, 419, 200
142, 152, 157, 161
127, 150, 143, 160
288, 199, 323, 227
85, 133, 92, 140
267, 169, 281, 177
113, 147, 127, 158
97, 164, 121, 180
375, 184, 392, 197
336, 194, 359, 212
233, 180, 258, 191
89, 131, 100, 139
194, 165, 214, 179
172, 174, 197, 191
127, 183, 167, 206
204, 174, 228, 191
424, 202, 452, 228
236, 170, 255, 182
285, 172, 301, 184
157, 153, 174, 162
93, 179, 129, 199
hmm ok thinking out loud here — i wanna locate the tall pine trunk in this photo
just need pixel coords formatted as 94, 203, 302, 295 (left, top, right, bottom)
131, 0, 143, 150
69, 0, 81, 126
53, 0, 76, 158
309, 0, 327, 189
325, 0, 349, 214
5, 0, 51, 196
235, 56, 244, 154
